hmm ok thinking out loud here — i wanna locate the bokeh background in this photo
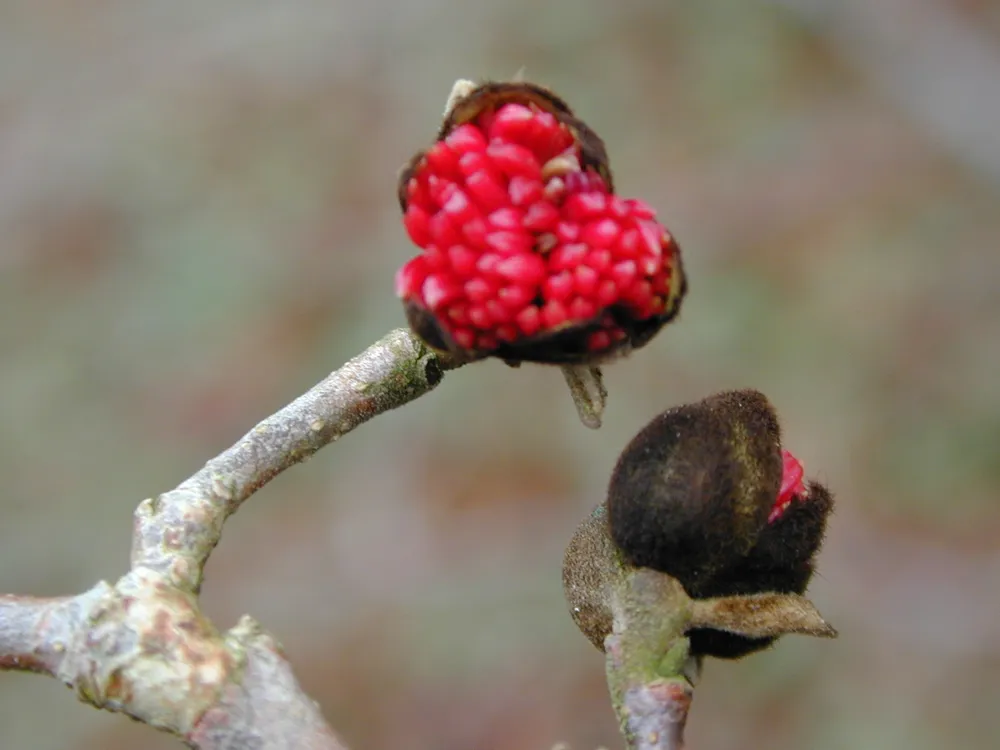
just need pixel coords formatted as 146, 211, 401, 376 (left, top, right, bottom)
2, 1, 999, 748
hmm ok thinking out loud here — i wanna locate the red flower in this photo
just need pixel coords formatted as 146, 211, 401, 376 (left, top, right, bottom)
397, 82, 686, 365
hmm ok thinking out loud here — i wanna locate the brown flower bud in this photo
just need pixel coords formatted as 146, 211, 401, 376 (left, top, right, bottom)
606, 390, 783, 592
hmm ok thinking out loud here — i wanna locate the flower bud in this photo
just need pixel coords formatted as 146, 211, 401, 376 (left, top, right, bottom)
606, 390, 783, 591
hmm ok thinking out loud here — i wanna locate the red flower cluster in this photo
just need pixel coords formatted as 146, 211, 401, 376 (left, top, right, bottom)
396, 83, 685, 365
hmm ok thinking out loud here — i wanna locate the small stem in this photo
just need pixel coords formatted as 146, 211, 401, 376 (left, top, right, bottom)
561, 364, 607, 429
130, 328, 449, 592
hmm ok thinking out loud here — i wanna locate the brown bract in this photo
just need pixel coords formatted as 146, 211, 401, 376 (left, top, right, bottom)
607, 390, 784, 588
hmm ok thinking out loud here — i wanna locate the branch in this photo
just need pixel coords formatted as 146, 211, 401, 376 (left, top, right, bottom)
132, 328, 450, 592
604, 570, 697, 750
600, 565, 835, 750
560, 365, 608, 430
0, 594, 78, 676
0, 328, 453, 749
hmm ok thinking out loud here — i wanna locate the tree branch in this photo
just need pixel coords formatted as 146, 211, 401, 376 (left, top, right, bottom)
0, 593, 78, 676
132, 327, 450, 593
0, 328, 454, 749
596, 554, 835, 749
604, 570, 697, 750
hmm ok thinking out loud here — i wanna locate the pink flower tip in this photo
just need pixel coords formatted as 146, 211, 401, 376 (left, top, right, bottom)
769, 449, 807, 523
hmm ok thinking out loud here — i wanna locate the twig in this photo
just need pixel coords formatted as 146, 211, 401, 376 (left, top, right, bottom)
595, 556, 835, 749
0, 594, 78, 676
0, 328, 452, 749
131, 327, 449, 592
603, 570, 696, 750
561, 365, 608, 429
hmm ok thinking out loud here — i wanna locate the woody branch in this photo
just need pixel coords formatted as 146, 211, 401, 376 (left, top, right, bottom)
0, 328, 451, 750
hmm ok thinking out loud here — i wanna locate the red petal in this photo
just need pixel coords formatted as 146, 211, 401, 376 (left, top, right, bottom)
624, 198, 656, 220
549, 243, 589, 272
486, 299, 511, 324
610, 260, 638, 289
486, 231, 533, 256
496, 253, 546, 286
488, 103, 535, 144
421, 274, 462, 310
776, 450, 806, 514
497, 284, 535, 311
487, 207, 525, 230
574, 265, 600, 298
508, 175, 544, 206
516, 305, 542, 336
622, 279, 655, 316
447, 303, 470, 326
581, 218, 622, 249
453, 328, 476, 349
403, 205, 432, 247
543, 271, 574, 302
486, 142, 543, 181
587, 330, 612, 352
441, 184, 479, 226
496, 324, 519, 343
468, 305, 492, 329
617, 228, 641, 257
568, 297, 597, 321
423, 246, 448, 270
637, 220, 664, 258
607, 196, 630, 219
447, 245, 479, 279
457, 150, 490, 177
445, 123, 488, 154
424, 142, 462, 180
476, 253, 502, 277
588, 249, 612, 274
564, 192, 608, 222
428, 211, 461, 248
522, 201, 560, 232
465, 170, 510, 212
395, 257, 428, 299
465, 277, 495, 303
596, 279, 618, 307
541, 299, 568, 329
555, 221, 581, 243
461, 217, 488, 249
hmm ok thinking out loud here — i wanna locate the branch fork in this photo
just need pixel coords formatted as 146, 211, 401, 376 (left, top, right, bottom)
1, 328, 452, 749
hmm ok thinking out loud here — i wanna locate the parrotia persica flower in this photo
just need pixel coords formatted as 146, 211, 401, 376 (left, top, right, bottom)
565, 390, 833, 659
396, 81, 686, 365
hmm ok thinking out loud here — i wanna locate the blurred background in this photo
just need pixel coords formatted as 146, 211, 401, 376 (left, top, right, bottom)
2, 1, 999, 748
